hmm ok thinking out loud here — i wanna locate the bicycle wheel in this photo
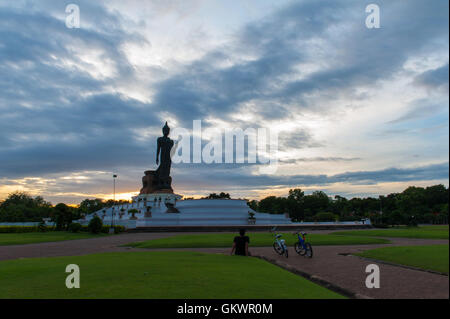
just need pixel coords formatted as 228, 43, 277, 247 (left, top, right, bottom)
294, 242, 306, 256
273, 242, 283, 255
305, 243, 313, 258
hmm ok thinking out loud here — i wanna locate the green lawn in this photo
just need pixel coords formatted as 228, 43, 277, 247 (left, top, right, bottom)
0, 251, 345, 299
355, 244, 449, 274
126, 233, 390, 249
332, 225, 449, 239
0, 231, 110, 246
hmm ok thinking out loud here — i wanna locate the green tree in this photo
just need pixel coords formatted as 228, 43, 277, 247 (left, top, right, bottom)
204, 192, 231, 199
51, 203, 77, 230
0, 192, 52, 222
286, 189, 305, 221
247, 200, 258, 211
258, 196, 286, 214
78, 198, 105, 215
332, 195, 349, 216
303, 191, 330, 216
88, 215, 103, 234
397, 186, 428, 221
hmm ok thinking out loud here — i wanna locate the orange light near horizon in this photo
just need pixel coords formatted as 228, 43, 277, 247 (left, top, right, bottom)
102, 191, 139, 201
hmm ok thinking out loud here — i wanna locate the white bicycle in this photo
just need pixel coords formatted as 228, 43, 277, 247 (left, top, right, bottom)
271, 227, 288, 258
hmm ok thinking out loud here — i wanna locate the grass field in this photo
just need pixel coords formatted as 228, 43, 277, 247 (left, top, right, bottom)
0, 231, 110, 246
355, 244, 449, 274
126, 233, 390, 249
332, 225, 449, 239
0, 251, 345, 299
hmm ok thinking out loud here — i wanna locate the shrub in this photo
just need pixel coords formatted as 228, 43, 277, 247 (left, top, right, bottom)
0, 226, 38, 233
101, 225, 125, 234
372, 223, 390, 228
387, 210, 407, 226
38, 220, 47, 232
68, 222, 82, 233
79, 225, 125, 234
128, 209, 138, 215
0, 225, 57, 233
88, 216, 103, 234
313, 212, 338, 222
408, 217, 418, 227
339, 216, 362, 222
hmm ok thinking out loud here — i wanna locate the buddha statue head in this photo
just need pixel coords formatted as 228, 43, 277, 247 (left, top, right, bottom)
162, 121, 170, 137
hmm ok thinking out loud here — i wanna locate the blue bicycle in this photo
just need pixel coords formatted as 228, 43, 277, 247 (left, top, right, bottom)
293, 232, 313, 258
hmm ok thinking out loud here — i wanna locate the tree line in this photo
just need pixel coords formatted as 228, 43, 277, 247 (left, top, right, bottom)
0, 184, 448, 227
247, 185, 449, 225
0, 193, 130, 229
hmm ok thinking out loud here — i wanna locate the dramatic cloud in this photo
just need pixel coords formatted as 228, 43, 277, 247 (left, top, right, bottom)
0, 0, 448, 203
414, 63, 449, 92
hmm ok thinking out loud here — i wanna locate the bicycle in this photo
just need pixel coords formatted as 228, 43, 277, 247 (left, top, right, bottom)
293, 231, 313, 258
271, 227, 288, 258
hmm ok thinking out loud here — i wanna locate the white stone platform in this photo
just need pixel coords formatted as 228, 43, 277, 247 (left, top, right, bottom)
78, 198, 292, 229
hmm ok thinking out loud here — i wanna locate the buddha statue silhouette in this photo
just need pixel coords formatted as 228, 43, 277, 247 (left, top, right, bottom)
156, 121, 174, 185
139, 121, 175, 194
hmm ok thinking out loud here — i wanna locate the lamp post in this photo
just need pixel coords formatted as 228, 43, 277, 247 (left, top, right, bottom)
379, 196, 383, 224
110, 174, 117, 234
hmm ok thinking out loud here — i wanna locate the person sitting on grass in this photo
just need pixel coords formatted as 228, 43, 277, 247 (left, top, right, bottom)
231, 229, 250, 256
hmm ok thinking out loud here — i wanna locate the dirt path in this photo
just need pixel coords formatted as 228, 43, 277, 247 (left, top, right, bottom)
0, 232, 447, 299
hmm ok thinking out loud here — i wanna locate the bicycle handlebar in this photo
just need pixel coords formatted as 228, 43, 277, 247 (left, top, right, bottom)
293, 231, 307, 236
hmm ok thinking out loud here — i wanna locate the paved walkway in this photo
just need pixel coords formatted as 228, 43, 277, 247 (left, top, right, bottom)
0, 230, 331, 260
0, 232, 448, 299
0, 233, 175, 261
249, 239, 449, 299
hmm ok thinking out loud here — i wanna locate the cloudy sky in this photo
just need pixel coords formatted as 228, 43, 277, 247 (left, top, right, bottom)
0, 0, 448, 204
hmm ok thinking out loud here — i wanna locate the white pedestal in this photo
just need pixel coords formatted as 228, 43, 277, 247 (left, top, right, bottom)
132, 193, 182, 205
